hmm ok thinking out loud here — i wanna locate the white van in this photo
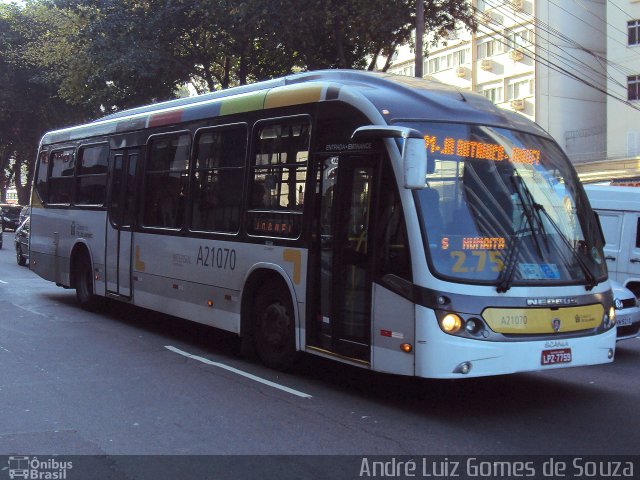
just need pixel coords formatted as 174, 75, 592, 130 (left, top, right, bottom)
584, 184, 640, 297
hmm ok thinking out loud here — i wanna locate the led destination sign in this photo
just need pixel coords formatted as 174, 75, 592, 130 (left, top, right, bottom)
424, 135, 541, 165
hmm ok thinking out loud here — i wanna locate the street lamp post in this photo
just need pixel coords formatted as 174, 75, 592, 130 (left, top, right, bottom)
415, 0, 424, 78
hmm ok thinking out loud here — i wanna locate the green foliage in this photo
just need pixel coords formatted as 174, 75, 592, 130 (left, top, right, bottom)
0, 0, 474, 202
0, 2, 94, 203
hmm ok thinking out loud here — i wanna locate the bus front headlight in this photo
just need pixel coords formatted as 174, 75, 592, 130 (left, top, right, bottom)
440, 313, 463, 334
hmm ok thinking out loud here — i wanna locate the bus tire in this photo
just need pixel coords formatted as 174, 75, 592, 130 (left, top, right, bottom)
252, 282, 298, 370
16, 245, 26, 266
75, 253, 100, 311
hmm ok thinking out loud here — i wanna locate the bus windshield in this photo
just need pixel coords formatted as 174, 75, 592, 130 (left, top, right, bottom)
395, 121, 607, 288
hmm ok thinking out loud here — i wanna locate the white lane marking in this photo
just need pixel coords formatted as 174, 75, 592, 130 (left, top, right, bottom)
11, 303, 48, 317
0, 280, 8, 284
164, 345, 312, 399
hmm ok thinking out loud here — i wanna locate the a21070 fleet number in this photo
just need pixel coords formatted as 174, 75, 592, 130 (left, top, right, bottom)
196, 245, 237, 270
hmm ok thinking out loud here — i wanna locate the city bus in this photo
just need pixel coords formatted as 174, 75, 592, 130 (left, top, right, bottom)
29, 70, 616, 378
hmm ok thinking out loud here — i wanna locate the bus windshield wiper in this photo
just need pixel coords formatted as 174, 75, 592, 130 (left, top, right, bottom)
533, 203, 598, 291
496, 218, 526, 293
496, 171, 548, 293
510, 171, 549, 257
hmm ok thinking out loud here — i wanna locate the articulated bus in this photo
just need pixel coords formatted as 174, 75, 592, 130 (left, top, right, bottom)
30, 70, 616, 378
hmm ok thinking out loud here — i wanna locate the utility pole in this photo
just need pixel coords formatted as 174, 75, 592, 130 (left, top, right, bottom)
415, 0, 424, 78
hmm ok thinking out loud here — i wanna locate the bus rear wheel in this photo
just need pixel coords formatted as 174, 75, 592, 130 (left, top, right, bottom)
252, 283, 297, 370
16, 246, 25, 266
75, 254, 100, 311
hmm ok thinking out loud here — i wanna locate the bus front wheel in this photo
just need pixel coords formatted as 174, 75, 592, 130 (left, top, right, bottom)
252, 283, 298, 370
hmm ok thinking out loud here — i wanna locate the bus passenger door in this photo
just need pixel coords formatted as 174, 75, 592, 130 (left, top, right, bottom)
314, 154, 378, 362
105, 150, 139, 298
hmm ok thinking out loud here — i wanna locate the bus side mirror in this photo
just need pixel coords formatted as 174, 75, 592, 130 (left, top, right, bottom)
402, 137, 428, 189
351, 125, 428, 189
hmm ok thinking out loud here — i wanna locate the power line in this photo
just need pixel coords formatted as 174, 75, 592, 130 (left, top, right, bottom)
478, 0, 613, 88
514, 0, 636, 89
473, 3, 640, 111
568, 0, 628, 40
566, 0, 640, 62
498, 0, 640, 76
607, 0, 637, 21
478, 0, 639, 109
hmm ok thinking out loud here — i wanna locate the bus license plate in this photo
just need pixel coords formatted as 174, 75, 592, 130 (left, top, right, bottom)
541, 348, 572, 365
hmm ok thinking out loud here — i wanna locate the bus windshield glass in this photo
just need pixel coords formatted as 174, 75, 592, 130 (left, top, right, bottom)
395, 121, 606, 287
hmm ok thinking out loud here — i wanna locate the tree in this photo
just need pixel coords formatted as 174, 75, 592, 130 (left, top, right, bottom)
1, 0, 475, 202
271, 0, 475, 72
48, 0, 475, 103
49, 0, 298, 102
0, 3, 91, 204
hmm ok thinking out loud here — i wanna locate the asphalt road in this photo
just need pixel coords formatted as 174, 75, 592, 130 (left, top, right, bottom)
0, 241, 639, 461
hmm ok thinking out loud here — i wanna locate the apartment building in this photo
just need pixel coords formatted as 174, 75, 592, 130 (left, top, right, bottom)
572, 0, 640, 181
387, 0, 608, 166
606, 1, 640, 173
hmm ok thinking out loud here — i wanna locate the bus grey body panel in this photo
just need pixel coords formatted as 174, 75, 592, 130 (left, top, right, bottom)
371, 283, 415, 376
29, 69, 616, 378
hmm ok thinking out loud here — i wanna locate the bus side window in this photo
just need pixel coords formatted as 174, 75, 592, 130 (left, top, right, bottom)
76, 144, 109, 206
247, 117, 310, 238
142, 133, 190, 229
377, 169, 411, 281
191, 125, 246, 233
48, 149, 75, 205
35, 151, 50, 204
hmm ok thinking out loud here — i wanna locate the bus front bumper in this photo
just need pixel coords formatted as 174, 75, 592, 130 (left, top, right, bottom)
414, 306, 617, 379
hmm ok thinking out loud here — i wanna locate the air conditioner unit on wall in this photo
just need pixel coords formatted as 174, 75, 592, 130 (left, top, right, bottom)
509, 49, 524, 61
489, 12, 504, 24
510, 99, 525, 111
455, 66, 467, 77
480, 59, 493, 71
478, 12, 491, 25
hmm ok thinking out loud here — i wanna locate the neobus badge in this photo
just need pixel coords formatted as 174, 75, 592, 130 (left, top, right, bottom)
526, 298, 578, 306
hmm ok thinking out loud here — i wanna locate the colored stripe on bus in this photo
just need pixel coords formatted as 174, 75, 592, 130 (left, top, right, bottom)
148, 109, 184, 128
181, 101, 222, 122
219, 91, 267, 116
264, 84, 323, 109
116, 116, 147, 132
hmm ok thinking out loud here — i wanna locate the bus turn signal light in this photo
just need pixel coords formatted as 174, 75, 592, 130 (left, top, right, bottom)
400, 343, 412, 353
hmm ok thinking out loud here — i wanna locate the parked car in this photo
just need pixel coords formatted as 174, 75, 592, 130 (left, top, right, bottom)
611, 280, 640, 341
0, 204, 22, 231
14, 217, 29, 266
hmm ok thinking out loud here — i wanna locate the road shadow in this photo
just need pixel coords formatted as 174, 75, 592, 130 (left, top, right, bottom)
613, 341, 640, 362
290, 352, 616, 421
42, 291, 242, 359
43, 291, 627, 421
